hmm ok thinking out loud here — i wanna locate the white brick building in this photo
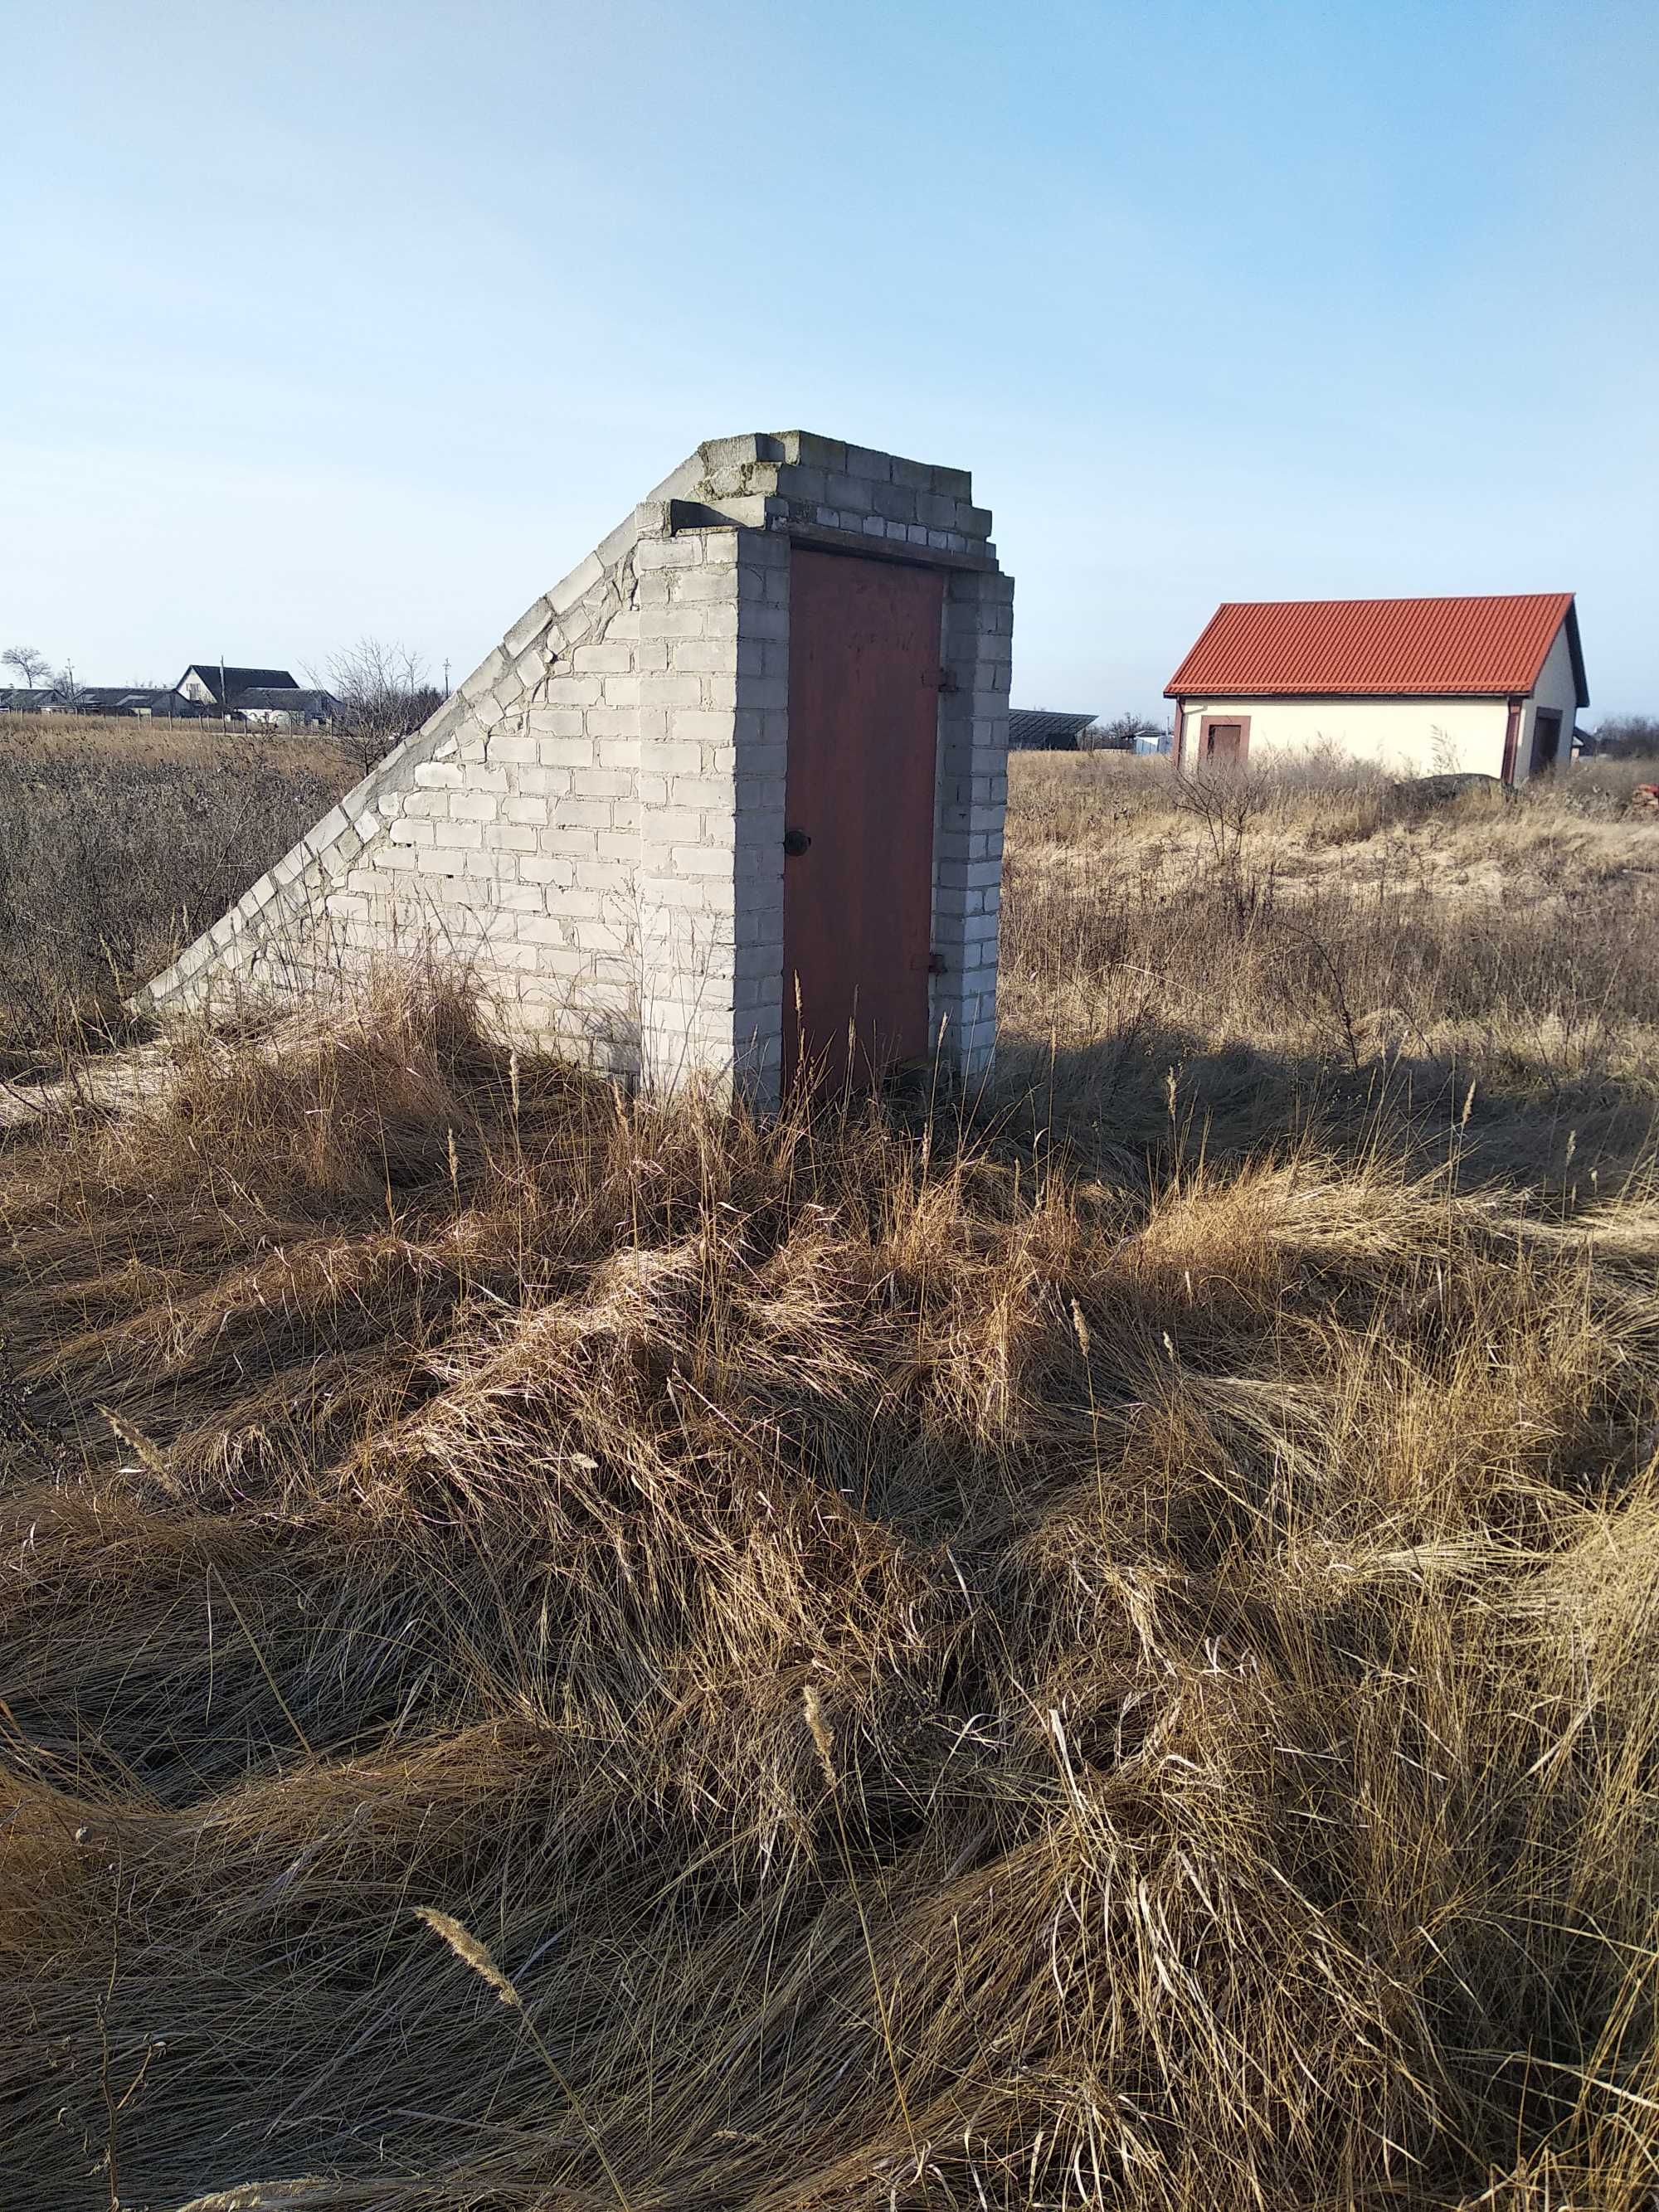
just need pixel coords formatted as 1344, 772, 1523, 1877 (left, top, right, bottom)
134, 433, 1014, 1106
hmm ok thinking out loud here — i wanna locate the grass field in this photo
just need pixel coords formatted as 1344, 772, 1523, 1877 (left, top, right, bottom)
0, 715, 358, 1063
1, 737, 1657, 2209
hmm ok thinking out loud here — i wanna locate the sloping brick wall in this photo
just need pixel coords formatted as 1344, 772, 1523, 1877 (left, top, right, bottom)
132, 433, 1013, 1101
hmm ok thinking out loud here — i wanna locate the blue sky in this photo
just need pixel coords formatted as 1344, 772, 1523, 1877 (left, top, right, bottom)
4, 0, 1655, 715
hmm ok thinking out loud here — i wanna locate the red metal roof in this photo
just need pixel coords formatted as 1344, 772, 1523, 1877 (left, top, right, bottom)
1165, 593, 1584, 702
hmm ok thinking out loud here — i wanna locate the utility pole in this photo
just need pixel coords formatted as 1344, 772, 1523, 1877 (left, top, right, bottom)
443, 657, 451, 698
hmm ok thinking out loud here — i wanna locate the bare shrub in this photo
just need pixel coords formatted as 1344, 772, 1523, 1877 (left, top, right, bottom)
322, 637, 445, 770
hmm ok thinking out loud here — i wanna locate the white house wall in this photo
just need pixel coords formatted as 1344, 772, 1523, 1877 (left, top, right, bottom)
1175, 695, 1511, 777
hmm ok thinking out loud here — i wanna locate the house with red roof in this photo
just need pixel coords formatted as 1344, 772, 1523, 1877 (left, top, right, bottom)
1165, 592, 1588, 785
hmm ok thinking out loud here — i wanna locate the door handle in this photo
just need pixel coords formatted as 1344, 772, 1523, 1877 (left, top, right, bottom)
783, 827, 812, 857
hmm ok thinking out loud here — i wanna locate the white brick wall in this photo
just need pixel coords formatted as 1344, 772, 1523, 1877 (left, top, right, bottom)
133, 434, 1013, 1103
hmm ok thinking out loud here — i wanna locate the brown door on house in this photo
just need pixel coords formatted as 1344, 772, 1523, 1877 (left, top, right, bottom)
1204, 718, 1246, 764
783, 547, 944, 1087
1531, 710, 1563, 776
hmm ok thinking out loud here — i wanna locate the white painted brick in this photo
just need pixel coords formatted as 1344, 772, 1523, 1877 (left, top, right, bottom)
537, 737, 596, 768
549, 552, 605, 613
572, 642, 635, 673
519, 855, 579, 887
639, 740, 703, 771
639, 808, 704, 844
666, 712, 735, 746
638, 674, 703, 707
653, 607, 708, 639
669, 776, 730, 809
587, 707, 638, 739
485, 732, 540, 764
635, 536, 703, 570
450, 792, 500, 823
671, 568, 742, 605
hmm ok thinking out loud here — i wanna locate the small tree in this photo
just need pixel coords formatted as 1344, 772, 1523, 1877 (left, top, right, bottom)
320, 638, 444, 769
52, 664, 86, 709
2, 645, 51, 692
1082, 712, 1165, 754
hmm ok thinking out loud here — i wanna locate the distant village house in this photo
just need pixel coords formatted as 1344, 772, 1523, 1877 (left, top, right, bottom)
2, 664, 340, 727
173, 665, 340, 727
1165, 593, 1588, 784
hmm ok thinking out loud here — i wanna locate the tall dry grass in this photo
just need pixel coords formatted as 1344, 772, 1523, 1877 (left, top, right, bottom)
0, 756, 1656, 2209
1002, 751, 1659, 1188
0, 717, 356, 1062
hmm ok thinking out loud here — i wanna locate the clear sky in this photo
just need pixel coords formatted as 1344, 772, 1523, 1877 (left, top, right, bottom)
4, 0, 1655, 717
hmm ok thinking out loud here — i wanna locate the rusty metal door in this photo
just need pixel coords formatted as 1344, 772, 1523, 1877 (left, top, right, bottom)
783, 548, 944, 1087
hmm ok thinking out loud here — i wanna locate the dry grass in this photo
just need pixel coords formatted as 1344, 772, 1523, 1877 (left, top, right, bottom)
1003, 751, 1659, 1189
0, 757, 1657, 2209
0, 713, 359, 777
0, 719, 357, 1062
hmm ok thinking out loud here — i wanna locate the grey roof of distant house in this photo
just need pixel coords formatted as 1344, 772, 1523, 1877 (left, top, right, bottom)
77, 687, 171, 709
179, 664, 299, 700
232, 687, 338, 713
1008, 708, 1098, 749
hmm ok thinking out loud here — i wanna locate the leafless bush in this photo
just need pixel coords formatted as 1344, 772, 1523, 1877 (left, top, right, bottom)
322, 636, 445, 770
